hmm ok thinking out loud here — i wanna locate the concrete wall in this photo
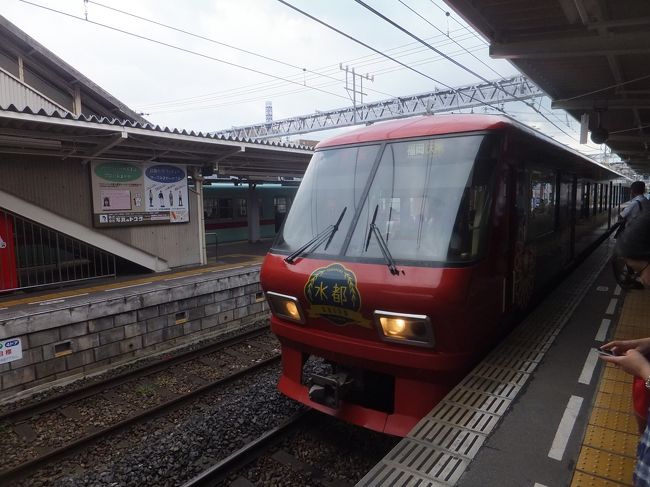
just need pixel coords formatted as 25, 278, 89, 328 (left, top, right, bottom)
0, 155, 203, 268
0, 267, 269, 398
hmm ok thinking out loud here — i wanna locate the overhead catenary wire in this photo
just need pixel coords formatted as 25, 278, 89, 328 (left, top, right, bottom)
138, 30, 481, 111
425, 0, 583, 134
275, 0, 507, 115
354, 0, 578, 142
398, 0, 503, 80
145, 41, 490, 114
17, 0, 351, 102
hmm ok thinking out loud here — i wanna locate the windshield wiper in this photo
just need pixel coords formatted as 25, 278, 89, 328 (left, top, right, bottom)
285, 207, 347, 264
364, 205, 400, 275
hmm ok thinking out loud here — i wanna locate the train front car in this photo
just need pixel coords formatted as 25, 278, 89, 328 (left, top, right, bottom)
261, 115, 510, 436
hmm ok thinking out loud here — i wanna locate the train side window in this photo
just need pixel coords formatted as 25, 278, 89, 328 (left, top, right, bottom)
558, 175, 572, 228
218, 198, 233, 219
527, 169, 556, 239
237, 198, 247, 218
274, 197, 288, 214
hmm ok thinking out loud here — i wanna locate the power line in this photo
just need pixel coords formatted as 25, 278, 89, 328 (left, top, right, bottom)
88, 0, 487, 106
398, 0, 503, 80
88, 0, 310, 73
144, 41, 490, 114
353, 0, 577, 142
426, 0, 586, 138
275, 0, 507, 114
137, 29, 479, 110
18, 0, 350, 102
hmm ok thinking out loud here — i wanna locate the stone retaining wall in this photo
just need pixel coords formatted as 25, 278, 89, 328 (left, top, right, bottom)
0, 267, 269, 399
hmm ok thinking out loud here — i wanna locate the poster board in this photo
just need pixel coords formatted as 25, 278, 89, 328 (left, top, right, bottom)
91, 162, 189, 227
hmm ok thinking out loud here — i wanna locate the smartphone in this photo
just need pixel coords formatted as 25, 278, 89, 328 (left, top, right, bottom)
598, 348, 617, 356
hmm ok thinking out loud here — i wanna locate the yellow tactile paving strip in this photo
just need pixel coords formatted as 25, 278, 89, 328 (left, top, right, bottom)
571, 290, 650, 487
0, 256, 263, 309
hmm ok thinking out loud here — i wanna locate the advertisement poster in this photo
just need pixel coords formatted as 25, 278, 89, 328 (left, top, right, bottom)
91, 162, 189, 227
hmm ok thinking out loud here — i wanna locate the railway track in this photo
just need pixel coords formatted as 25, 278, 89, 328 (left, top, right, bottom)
0, 326, 280, 485
182, 406, 399, 487
182, 410, 314, 487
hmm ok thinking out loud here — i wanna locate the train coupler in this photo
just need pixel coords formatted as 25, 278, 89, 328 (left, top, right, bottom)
307, 371, 353, 409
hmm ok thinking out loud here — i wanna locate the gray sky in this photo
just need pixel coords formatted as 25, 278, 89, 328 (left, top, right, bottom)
3, 0, 608, 156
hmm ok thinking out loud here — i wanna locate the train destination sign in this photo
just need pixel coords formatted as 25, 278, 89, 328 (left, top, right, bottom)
91, 162, 189, 227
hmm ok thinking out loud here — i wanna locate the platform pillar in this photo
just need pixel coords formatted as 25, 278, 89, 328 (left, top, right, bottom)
247, 185, 260, 243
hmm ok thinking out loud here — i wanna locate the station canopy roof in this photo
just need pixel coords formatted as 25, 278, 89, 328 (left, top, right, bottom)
0, 105, 313, 181
445, 0, 650, 175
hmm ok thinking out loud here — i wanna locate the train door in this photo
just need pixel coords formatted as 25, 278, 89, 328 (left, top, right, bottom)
570, 175, 577, 259
501, 163, 518, 315
511, 164, 535, 309
0, 212, 18, 291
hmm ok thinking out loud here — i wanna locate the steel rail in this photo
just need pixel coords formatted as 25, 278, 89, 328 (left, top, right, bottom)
0, 351, 280, 484
181, 410, 313, 487
0, 324, 269, 423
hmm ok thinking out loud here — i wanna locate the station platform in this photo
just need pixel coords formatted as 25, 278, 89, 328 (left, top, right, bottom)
359, 237, 647, 487
0, 239, 272, 312
0, 240, 273, 398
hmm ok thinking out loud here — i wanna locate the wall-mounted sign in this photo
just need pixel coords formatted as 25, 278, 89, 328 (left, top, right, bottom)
91, 162, 189, 227
0, 338, 22, 365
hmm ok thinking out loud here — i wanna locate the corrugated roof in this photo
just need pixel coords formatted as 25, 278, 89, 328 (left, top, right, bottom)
0, 103, 313, 151
0, 105, 313, 180
0, 15, 147, 124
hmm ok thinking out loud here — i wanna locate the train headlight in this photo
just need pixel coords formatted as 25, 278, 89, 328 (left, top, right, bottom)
266, 292, 305, 324
374, 310, 433, 347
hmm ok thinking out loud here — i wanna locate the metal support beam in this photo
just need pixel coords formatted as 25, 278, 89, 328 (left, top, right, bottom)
80, 130, 128, 164
552, 99, 650, 110
213, 75, 543, 139
490, 32, 650, 59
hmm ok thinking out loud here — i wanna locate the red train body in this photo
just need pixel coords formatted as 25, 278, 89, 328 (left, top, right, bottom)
260, 115, 624, 436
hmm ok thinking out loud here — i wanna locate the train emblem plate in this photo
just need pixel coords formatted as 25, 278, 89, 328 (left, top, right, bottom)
304, 263, 370, 327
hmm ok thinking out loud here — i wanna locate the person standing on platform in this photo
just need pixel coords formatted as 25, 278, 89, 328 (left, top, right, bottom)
619, 181, 649, 229
601, 210, 650, 487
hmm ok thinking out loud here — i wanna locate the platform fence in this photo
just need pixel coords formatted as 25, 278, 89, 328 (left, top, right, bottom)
0, 208, 116, 293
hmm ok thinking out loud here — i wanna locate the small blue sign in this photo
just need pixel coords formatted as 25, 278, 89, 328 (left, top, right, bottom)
145, 165, 185, 183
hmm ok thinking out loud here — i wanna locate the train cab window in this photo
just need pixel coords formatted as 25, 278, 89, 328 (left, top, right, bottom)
345, 134, 497, 263
273, 144, 380, 255
527, 169, 556, 239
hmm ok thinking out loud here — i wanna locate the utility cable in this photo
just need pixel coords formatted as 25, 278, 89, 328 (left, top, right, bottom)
425, 0, 579, 133
354, 0, 577, 141
398, 0, 503, 80
276, 0, 506, 114
555, 73, 650, 102
150, 44, 491, 114
137, 28, 478, 110
17, 0, 350, 102
88, 0, 312, 73
144, 41, 489, 113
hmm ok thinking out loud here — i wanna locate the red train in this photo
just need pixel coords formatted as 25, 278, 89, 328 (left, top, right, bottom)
260, 114, 625, 436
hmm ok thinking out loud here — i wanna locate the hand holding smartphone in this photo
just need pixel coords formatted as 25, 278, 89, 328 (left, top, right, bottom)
598, 348, 617, 356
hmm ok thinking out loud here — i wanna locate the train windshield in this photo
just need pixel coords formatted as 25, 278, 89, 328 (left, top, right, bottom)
274, 144, 380, 256
274, 134, 497, 264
